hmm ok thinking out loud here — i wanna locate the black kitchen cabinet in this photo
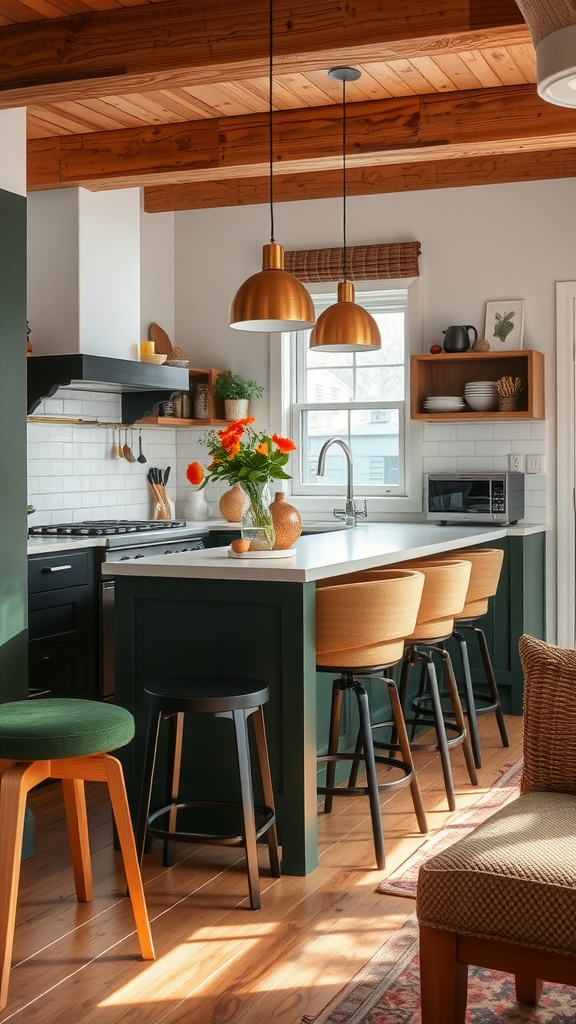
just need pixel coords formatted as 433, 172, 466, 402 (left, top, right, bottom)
27, 549, 99, 699
208, 530, 241, 547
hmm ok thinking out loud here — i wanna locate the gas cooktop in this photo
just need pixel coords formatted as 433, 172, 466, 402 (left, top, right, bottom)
29, 520, 189, 537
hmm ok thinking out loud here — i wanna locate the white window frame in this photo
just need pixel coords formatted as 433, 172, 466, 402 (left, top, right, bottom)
269, 277, 424, 518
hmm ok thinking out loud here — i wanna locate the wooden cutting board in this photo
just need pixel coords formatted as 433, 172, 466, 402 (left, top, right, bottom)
149, 322, 176, 359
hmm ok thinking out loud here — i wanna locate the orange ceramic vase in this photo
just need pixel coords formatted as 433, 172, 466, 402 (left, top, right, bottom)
269, 492, 302, 550
219, 482, 248, 522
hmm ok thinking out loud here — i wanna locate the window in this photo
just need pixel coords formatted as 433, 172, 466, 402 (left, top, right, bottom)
290, 288, 410, 497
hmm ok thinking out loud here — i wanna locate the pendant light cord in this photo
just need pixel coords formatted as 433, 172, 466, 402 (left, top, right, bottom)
269, 0, 275, 244
342, 77, 347, 282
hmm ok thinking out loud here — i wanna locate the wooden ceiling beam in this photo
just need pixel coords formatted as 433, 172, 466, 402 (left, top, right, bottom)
27, 85, 574, 191
0, 0, 527, 107
144, 148, 576, 211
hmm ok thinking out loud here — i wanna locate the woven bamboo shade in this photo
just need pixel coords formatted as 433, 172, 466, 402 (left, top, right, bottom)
284, 242, 421, 283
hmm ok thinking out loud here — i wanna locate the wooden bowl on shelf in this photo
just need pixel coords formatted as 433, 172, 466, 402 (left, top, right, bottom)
140, 353, 167, 365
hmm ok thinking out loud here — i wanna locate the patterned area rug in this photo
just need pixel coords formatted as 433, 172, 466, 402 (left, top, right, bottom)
302, 912, 576, 1024
376, 758, 523, 898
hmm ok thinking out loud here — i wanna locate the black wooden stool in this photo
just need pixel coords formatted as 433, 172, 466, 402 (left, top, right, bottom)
135, 675, 281, 910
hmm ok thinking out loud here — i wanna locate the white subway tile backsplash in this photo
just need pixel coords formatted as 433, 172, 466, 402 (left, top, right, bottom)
423, 423, 457, 441
437, 441, 475, 457
455, 423, 493, 441
474, 440, 510, 456
492, 422, 532, 440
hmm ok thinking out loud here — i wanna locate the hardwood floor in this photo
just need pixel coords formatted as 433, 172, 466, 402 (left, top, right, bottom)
1, 714, 522, 1023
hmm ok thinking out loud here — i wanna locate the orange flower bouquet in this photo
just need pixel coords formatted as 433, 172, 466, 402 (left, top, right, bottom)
187, 419, 296, 550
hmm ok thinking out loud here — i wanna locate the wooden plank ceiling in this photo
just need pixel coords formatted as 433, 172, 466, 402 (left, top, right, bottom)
1, 0, 574, 211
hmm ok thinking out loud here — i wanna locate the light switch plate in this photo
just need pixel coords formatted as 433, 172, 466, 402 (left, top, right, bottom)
526, 455, 539, 474
509, 454, 523, 472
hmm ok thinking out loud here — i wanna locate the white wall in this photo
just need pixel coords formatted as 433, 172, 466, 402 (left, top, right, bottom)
140, 197, 176, 342
0, 108, 26, 196
27, 187, 141, 359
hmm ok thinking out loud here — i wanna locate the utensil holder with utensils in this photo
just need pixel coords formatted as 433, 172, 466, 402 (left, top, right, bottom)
147, 467, 172, 519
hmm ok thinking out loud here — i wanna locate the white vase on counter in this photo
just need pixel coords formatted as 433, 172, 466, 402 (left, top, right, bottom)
183, 488, 213, 521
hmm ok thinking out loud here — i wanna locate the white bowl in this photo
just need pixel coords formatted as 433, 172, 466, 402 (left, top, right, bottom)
465, 396, 498, 411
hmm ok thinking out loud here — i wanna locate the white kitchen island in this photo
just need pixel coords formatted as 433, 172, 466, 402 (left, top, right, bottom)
106, 522, 546, 875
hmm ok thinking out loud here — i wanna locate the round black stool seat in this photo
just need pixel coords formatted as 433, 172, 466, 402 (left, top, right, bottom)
143, 675, 269, 715
136, 673, 281, 911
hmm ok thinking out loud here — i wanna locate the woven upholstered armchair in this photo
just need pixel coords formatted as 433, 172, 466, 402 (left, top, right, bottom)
417, 634, 576, 1022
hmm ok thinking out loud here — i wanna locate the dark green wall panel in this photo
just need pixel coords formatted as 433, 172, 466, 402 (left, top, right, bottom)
0, 188, 28, 701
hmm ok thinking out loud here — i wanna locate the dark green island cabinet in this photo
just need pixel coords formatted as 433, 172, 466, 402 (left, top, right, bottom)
108, 523, 545, 876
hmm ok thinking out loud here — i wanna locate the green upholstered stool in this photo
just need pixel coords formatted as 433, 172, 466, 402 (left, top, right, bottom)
0, 698, 155, 1010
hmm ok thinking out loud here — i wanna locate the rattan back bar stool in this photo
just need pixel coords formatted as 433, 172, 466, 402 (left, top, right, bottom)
315, 569, 428, 870
0, 698, 155, 1011
135, 675, 281, 911
412, 548, 508, 769
349, 560, 478, 812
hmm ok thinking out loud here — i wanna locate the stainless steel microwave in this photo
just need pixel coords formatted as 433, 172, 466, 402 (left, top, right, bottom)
425, 472, 525, 525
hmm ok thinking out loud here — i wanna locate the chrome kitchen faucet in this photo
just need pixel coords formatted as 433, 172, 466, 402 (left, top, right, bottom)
316, 437, 368, 526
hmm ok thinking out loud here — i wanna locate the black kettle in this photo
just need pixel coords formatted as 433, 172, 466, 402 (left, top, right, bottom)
442, 324, 478, 352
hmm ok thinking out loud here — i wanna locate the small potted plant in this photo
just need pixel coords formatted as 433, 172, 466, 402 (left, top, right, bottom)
213, 372, 264, 421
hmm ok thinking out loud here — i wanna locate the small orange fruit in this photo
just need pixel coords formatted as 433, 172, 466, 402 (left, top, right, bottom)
231, 538, 250, 553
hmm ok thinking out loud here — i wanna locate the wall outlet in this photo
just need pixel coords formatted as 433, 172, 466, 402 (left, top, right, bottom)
526, 455, 539, 474
509, 454, 523, 472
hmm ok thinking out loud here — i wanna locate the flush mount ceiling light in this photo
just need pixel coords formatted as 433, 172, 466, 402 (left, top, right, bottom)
309, 68, 381, 352
515, 0, 576, 107
229, 0, 315, 332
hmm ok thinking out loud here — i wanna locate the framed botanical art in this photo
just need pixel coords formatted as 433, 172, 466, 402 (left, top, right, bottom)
484, 300, 524, 350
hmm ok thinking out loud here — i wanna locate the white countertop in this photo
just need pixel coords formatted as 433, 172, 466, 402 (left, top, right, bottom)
101, 522, 546, 584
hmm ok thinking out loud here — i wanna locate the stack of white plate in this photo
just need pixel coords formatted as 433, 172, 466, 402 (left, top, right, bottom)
464, 380, 498, 412
423, 396, 466, 413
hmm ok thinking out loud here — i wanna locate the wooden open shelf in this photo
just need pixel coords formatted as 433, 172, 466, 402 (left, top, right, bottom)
137, 367, 228, 426
410, 350, 545, 420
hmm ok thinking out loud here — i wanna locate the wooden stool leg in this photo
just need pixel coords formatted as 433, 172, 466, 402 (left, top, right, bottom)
61, 778, 93, 902
0, 761, 49, 1011
515, 974, 543, 1004
101, 754, 155, 960
439, 649, 478, 787
251, 707, 281, 879
453, 630, 482, 770
354, 682, 385, 870
135, 706, 163, 864
419, 924, 467, 1024
163, 712, 184, 868
324, 679, 344, 813
386, 679, 428, 835
474, 626, 510, 748
232, 709, 261, 910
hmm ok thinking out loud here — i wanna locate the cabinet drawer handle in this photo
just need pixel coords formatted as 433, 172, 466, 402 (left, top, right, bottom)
41, 565, 72, 573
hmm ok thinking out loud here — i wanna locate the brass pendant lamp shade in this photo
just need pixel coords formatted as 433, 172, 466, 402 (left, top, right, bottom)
230, 242, 315, 332
229, 0, 315, 332
310, 68, 380, 351
515, 0, 576, 107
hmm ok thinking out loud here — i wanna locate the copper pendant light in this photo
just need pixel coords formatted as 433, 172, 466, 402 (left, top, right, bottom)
309, 67, 381, 352
229, 0, 315, 332
515, 0, 576, 107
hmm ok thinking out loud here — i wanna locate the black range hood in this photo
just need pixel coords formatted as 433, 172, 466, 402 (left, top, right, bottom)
27, 354, 190, 422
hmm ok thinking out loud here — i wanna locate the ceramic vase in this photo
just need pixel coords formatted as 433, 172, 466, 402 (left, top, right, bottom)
240, 480, 274, 550
224, 398, 249, 421
269, 492, 302, 549
219, 482, 249, 522
183, 488, 213, 521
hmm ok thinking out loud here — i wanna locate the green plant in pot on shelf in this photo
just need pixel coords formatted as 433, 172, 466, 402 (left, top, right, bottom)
189, 418, 295, 551
213, 372, 264, 421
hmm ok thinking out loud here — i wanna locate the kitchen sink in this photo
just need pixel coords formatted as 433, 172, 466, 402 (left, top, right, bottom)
300, 521, 356, 535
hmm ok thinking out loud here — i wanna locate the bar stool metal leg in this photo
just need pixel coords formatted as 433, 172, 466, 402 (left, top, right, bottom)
136, 706, 163, 865
163, 712, 184, 867
386, 679, 428, 834
230, 707, 262, 910
421, 653, 457, 812
324, 679, 344, 814
474, 626, 510, 749
438, 649, 478, 787
251, 706, 281, 878
354, 681, 386, 870
453, 631, 482, 769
